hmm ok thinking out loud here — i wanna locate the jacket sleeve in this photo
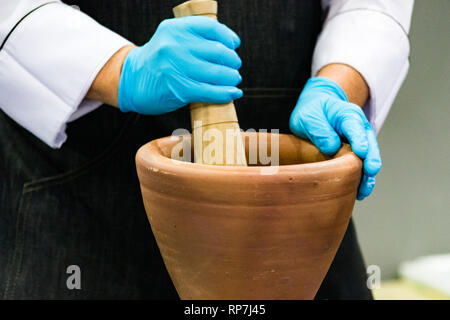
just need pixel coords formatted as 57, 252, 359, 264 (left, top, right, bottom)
314, 0, 414, 133
0, 0, 131, 148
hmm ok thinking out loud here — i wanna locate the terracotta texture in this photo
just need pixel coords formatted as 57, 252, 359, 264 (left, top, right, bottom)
135, 132, 362, 299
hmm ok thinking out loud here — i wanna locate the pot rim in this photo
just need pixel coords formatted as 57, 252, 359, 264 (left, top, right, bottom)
136, 133, 362, 180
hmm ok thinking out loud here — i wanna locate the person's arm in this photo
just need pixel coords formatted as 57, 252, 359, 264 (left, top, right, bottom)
0, 1, 131, 148
86, 44, 136, 108
290, 0, 414, 200
317, 63, 369, 107
88, 16, 243, 116
314, 0, 414, 133
1, 1, 242, 148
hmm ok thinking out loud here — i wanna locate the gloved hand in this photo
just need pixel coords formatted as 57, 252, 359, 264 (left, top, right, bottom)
289, 77, 382, 200
118, 16, 243, 115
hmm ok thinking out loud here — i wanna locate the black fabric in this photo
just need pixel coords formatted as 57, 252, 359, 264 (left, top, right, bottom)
0, 0, 372, 299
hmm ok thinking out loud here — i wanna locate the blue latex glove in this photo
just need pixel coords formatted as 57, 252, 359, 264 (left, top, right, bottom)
289, 77, 382, 200
118, 16, 243, 115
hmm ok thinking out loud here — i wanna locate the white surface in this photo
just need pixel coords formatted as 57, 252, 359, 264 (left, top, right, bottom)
399, 254, 450, 296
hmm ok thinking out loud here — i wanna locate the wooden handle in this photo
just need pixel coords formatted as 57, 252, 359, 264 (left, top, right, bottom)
173, 0, 247, 166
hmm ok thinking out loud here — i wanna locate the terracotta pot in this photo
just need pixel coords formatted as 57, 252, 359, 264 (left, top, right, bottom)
135, 132, 362, 299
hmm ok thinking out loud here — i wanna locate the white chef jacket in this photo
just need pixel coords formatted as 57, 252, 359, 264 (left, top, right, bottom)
0, 0, 414, 149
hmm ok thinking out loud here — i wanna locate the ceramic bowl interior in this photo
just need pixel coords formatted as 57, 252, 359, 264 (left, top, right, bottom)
152, 132, 353, 168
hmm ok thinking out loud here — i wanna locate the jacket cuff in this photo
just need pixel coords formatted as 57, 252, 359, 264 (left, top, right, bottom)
311, 9, 410, 133
0, 2, 131, 148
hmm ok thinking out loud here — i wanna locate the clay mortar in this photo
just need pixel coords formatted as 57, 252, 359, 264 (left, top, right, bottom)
135, 132, 362, 299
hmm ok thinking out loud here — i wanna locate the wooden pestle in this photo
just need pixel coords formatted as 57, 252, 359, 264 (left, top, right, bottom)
173, 0, 247, 166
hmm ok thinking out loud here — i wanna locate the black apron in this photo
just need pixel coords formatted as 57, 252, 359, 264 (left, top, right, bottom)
0, 0, 372, 299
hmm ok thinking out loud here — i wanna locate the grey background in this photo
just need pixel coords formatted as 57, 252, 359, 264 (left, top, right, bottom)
353, 0, 450, 279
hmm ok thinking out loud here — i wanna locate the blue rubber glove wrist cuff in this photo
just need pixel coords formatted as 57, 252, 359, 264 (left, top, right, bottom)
302, 77, 349, 103
118, 48, 138, 113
